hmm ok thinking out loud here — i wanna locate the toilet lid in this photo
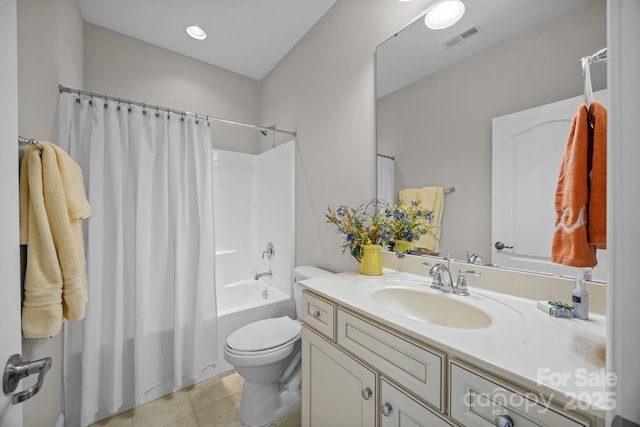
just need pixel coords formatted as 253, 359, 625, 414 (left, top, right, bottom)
226, 316, 301, 352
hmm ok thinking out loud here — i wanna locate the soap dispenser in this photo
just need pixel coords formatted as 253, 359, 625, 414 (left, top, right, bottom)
572, 277, 589, 320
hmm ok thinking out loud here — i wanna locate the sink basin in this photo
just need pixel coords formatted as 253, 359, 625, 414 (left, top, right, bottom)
370, 288, 492, 329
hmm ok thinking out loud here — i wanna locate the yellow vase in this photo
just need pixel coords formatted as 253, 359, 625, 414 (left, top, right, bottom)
393, 240, 413, 253
360, 244, 383, 275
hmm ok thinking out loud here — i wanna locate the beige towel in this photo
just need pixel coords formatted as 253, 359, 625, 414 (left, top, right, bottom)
399, 187, 444, 253
19, 142, 90, 338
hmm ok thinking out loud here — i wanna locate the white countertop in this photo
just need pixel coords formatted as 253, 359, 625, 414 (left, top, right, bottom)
299, 269, 608, 418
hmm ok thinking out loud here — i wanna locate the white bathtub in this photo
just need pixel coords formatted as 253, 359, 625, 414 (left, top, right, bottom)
217, 279, 290, 316
200, 279, 296, 381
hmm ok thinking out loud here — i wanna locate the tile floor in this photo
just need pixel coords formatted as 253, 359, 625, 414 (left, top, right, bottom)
90, 371, 301, 427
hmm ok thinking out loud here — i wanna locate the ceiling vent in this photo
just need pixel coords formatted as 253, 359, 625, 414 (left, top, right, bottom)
442, 26, 481, 48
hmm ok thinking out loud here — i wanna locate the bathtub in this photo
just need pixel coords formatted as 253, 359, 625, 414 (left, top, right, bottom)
218, 279, 290, 316
200, 279, 296, 381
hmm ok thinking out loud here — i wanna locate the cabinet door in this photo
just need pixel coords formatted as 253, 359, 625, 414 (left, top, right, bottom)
380, 379, 452, 427
302, 326, 376, 427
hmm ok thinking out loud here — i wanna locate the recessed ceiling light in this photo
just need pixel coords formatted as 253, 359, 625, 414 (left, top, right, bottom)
186, 25, 207, 40
424, 0, 465, 30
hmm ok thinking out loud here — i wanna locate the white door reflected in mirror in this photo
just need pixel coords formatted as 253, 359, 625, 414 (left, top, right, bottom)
491, 90, 608, 282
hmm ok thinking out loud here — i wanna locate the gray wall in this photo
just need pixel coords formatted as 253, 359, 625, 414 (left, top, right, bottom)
261, 0, 438, 273
377, 0, 606, 261
84, 24, 262, 154
17, 0, 84, 425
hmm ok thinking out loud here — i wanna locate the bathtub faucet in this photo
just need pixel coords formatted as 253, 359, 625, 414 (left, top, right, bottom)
254, 269, 273, 280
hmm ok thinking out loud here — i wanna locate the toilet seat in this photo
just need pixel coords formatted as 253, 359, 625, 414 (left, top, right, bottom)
226, 316, 301, 355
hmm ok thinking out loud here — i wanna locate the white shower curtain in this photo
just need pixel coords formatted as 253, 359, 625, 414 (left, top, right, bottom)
58, 93, 217, 426
377, 155, 395, 204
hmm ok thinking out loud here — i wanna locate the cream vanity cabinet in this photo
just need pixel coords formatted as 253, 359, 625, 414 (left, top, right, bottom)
301, 290, 450, 427
301, 290, 599, 427
301, 291, 376, 426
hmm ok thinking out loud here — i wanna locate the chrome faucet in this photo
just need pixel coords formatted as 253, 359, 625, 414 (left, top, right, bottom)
465, 249, 483, 265
254, 269, 273, 280
423, 260, 454, 292
422, 259, 481, 296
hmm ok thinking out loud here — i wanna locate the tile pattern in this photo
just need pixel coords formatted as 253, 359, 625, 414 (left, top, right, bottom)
90, 371, 301, 427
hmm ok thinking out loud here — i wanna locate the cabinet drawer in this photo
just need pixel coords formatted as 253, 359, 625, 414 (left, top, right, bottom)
337, 309, 444, 411
450, 361, 589, 427
381, 378, 453, 427
302, 291, 335, 340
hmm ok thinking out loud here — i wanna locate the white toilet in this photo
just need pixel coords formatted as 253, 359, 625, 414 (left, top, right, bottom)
223, 266, 333, 427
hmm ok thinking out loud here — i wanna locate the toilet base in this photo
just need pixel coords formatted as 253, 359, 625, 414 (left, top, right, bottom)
237, 380, 301, 427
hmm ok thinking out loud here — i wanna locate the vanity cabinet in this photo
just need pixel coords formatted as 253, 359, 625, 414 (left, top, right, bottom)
301, 289, 602, 427
302, 326, 376, 427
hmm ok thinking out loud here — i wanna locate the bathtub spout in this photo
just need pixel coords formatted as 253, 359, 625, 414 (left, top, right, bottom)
254, 269, 273, 280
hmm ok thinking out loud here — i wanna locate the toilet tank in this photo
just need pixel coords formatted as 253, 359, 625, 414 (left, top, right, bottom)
292, 266, 333, 318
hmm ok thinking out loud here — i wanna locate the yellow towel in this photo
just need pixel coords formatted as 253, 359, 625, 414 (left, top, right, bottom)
19, 142, 90, 338
399, 187, 444, 253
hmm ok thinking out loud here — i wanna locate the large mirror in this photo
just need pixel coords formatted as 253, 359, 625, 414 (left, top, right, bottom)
376, 0, 606, 279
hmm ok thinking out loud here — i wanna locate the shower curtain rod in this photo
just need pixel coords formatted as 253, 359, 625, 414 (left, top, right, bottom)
58, 85, 297, 138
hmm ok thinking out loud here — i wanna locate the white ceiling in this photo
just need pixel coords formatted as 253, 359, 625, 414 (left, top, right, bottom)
78, 0, 338, 81
376, 0, 595, 98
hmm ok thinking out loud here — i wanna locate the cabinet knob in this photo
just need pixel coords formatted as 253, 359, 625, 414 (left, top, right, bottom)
312, 310, 321, 319
381, 403, 393, 417
495, 414, 514, 427
361, 387, 372, 400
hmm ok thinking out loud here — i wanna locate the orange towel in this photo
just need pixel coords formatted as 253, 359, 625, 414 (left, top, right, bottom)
587, 101, 607, 250
551, 102, 607, 268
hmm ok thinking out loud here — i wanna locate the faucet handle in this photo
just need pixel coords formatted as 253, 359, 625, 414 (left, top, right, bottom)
454, 269, 481, 296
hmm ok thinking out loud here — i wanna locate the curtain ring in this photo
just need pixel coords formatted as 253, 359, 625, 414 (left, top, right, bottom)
142, 103, 147, 115
103, 95, 108, 109
117, 98, 121, 111
167, 108, 170, 120
181, 111, 185, 122
155, 106, 159, 118
89, 96, 93, 106
127, 102, 132, 113
195, 113, 199, 125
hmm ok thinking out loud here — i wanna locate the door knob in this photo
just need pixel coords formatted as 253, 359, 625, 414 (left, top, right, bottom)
494, 241, 514, 250
3, 354, 52, 404
495, 414, 514, 427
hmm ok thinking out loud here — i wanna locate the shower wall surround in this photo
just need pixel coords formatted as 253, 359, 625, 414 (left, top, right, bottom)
213, 141, 295, 298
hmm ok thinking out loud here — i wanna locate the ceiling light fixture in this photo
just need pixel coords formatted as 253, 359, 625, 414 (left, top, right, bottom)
424, 0, 465, 30
186, 25, 207, 40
